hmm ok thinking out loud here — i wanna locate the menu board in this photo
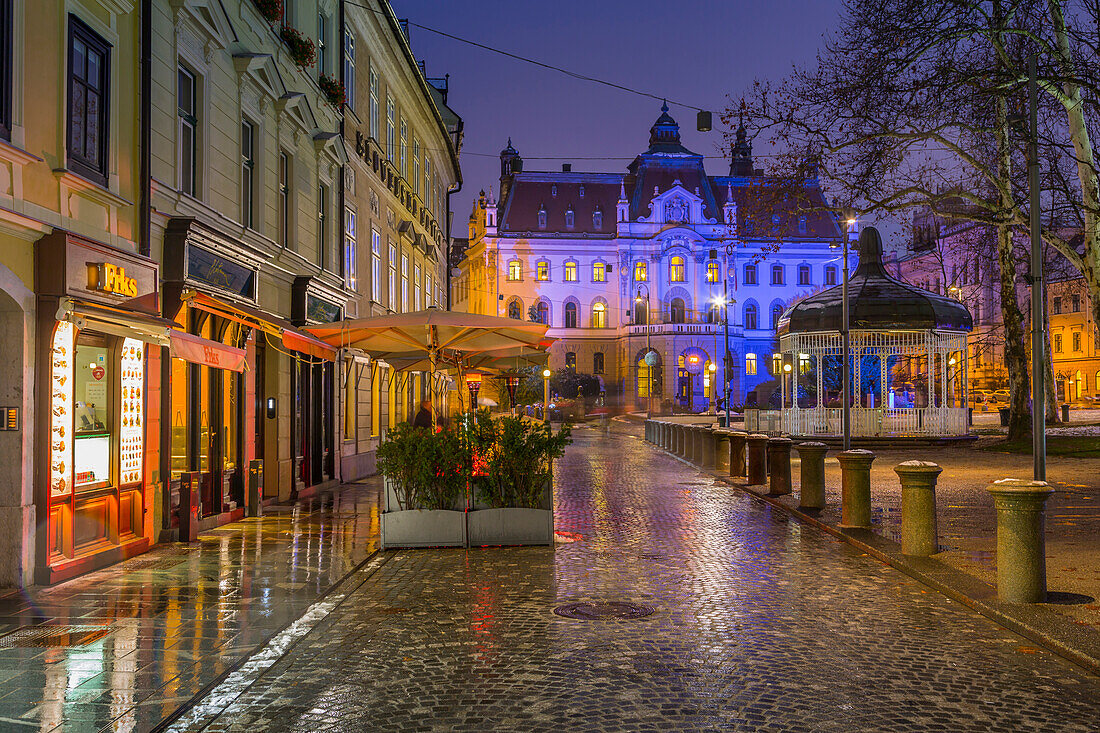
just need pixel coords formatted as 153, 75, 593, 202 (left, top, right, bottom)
50, 322, 74, 497
120, 338, 143, 485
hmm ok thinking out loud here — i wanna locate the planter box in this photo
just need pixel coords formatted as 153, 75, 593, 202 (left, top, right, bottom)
381, 509, 467, 549
467, 507, 553, 546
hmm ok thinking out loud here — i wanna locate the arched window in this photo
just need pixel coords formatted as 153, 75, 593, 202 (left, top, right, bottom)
798, 264, 811, 286
744, 303, 758, 330
593, 352, 604, 374
825, 266, 837, 286
507, 259, 521, 281
536, 301, 549, 325
670, 256, 686, 282
634, 261, 647, 282
592, 261, 606, 282
771, 303, 784, 329
670, 297, 686, 324
634, 300, 648, 325
771, 264, 784, 285
564, 302, 578, 328
507, 299, 522, 320
536, 261, 549, 281
564, 261, 578, 282
706, 261, 720, 283
591, 301, 606, 328
744, 263, 757, 285
537, 206, 547, 229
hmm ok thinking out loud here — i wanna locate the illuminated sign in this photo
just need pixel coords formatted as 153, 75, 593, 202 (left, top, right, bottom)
92, 263, 139, 297
187, 245, 256, 298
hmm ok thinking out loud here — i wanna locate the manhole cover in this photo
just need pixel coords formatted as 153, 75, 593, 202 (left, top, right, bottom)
0, 625, 111, 648
553, 602, 654, 620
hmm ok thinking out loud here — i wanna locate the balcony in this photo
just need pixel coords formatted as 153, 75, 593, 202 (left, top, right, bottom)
627, 323, 738, 337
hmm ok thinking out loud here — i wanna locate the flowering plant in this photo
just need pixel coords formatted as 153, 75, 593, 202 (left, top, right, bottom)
251, 0, 282, 24
280, 26, 316, 69
319, 74, 346, 110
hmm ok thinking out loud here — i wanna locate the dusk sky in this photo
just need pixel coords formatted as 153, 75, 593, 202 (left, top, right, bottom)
391, 0, 852, 228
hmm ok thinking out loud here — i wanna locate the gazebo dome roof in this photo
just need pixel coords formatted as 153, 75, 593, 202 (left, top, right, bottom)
778, 227, 973, 335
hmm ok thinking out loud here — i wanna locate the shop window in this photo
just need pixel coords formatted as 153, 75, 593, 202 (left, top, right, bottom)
73, 331, 112, 491
745, 353, 757, 375
68, 17, 111, 185
593, 352, 604, 375
344, 361, 357, 440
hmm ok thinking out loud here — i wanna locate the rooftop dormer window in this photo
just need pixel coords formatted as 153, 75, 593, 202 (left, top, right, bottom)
551, 184, 557, 197
593, 209, 603, 229
565, 206, 575, 229
579, 185, 585, 198
538, 205, 547, 229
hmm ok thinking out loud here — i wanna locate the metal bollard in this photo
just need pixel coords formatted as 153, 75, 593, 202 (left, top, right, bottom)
247, 459, 264, 518
729, 431, 748, 478
745, 434, 769, 486
796, 442, 828, 510
714, 429, 732, 472
766, 437, 793, 496
701, 427, 716, 468
179, 470, 202, 542
895, 461, 942, 556
987, 479, 1055, 603
837, 449, 876, 528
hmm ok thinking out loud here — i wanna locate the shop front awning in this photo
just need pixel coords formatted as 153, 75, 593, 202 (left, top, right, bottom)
57, 298, 173, 347
182, 290, 337, 360
169, 330, 247, 372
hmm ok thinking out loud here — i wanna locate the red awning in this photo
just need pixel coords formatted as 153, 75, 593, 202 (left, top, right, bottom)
183, 290, 336, 361
282, 329, 337, 360
169, 330, 247, 372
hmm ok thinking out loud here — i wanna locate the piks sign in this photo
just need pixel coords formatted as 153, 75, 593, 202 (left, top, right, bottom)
91, 263, 139, 297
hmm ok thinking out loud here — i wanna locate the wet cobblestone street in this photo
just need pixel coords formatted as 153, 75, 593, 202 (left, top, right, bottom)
185, 428, 1100, 732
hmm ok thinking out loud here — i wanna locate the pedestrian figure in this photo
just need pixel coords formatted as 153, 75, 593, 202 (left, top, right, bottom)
411, 399, 433, 429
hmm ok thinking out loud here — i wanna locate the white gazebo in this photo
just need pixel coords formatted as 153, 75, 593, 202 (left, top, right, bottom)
775, 227, 973, 439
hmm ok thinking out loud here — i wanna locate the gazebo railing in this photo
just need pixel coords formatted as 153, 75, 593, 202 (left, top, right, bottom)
746, 407, 969, 437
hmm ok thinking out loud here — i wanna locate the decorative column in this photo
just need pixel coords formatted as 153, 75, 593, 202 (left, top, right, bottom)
895, 460, 942, 557
987, 479, 1055, 603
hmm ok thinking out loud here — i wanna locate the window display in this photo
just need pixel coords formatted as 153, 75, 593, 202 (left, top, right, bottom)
73, 332, 110, 490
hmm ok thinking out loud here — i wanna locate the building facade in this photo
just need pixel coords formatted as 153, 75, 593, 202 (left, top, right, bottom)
455, 107, 844, 411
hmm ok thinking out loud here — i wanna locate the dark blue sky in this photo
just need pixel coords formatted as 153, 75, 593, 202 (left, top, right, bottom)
392, 0, 845, 214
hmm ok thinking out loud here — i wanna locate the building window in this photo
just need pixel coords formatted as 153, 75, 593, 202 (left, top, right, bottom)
771, 353, 783, 376
386, 96, 395, 162
798, 216, 807, 234
634, 300, 648, 325
592, 262, 606, 282
369, 69, 379, 140
278, 151, 292, 247
424, 157, 431, 210
399, 118, 407, 178
537, 261, 549, 281
1054, 296, 1062, 314
564, 261, 578, 282
317, 12, 330, 74
798, 265, 811, 286
670, 298, 686, 324
371, 228, 381, 302
343, 30, 355, 111
706, 261, 720, 283
635, 261, 647, 282
670, 256, 686, 282
593, 210, 603, 229
593, 352, 604, 374
414, 264, 422, 309
388, 243, 396, 310
591, 302, 606, 328
566, 352, 577, 370
771, 264, 784, 285
413, 139, 420, 194
771, 303, 784, 329
344, 207, 357, 290
744, 263, 757, 285
744, 303, 758, 330
177, 65, 198, 196
564, 302, 578, 328
241, 120, 255, 228
318, 183, 329, 270
1073, 294, 1081, 312
1073, 331, 1082, 352
565, 207, 575, 228
537, 206, 547, 229
507, 299, 521, 320
507, 259, 521, 281
1054, 333, 1063, 353
0, 0, 11, 141
401, 254, 408, 311
745, 353, 757, 376
799, 353, 812, 374
825, 266, 837, 286
68, 18, 111, 185
535, 301, 549, 324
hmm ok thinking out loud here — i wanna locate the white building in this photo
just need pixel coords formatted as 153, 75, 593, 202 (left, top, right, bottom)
455, 106, 849, 411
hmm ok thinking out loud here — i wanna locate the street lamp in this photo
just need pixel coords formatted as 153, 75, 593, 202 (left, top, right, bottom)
708, 361, 718, 414
542, 367, 551, 423
830, 214, 858, 451
636, 284, 654, 418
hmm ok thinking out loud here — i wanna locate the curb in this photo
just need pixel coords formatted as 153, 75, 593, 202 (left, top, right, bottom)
654, 442, 1100, 677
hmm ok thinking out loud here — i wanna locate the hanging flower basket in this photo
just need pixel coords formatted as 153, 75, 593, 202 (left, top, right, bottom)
319, 74, 346, 110
280, 26, 316, 69
251, 0, 282, 24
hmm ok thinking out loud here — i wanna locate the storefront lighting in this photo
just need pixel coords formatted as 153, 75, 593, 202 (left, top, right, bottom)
266, 397, 277, 419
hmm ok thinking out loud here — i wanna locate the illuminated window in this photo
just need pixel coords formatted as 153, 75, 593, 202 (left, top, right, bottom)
592, 262, 606, 282
591, 302, 606, 328
634, 261, 647, 282
670, 256, 686, 282
798, 353, 811, 374
565, 352, 576, 369
771, 352, 782, 375
706, 261, 720, 283
537, 261, 549, 281
564, 261, 578, 282
745, 353, 757, 375
507, 260, 521, 281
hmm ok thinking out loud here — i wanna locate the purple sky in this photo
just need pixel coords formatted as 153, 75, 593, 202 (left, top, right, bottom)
392, 0, 846, 213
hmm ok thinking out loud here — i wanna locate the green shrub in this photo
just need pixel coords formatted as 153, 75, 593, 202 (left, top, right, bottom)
376, 424, 466, 510
479, 414, 572, 509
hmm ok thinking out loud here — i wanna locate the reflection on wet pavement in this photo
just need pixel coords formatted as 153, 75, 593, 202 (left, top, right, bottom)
0, 483, 380, 732
184, 429, 1100, 732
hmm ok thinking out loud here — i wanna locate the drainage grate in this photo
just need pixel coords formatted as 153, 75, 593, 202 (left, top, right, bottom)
553, 602, 655, 620
124, 555, 189, 571
0, 625, 111, 648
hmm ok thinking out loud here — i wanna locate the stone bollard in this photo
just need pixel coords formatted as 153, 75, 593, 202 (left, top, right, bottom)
795, 442, 828, 510
658, 422, 667, 449
987, 479, 1055, 603
680, 424, 691, 460
714, 429, 732, 473
645, 420, 652, 442
675, 424, 686, 457
701, 427, 716, 468
766, 437, 793, 496
745, 434, 769, 486
729, 431, 748, 478
692, 426, 705, 464
895, 461, 943, 557
837, 449, 876, 528
662, 422, 671, 450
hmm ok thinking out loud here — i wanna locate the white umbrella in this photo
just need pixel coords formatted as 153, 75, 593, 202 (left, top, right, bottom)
477, 396, 498, 407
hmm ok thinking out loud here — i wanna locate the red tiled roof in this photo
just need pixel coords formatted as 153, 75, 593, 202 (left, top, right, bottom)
498, 174, 622, 235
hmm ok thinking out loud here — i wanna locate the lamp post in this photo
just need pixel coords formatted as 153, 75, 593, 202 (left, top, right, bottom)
782, 362, 792, 432
709, 361, 718, 414
636, 284, 653, 418
542, 367, 551, 423
831, 215, 857, 451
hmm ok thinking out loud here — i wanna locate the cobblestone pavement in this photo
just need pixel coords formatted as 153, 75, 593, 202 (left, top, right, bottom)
0, 483, 380, 732
185, 427, 1100, 732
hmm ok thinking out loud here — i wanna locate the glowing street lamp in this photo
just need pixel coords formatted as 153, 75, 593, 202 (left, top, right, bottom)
542, 367, 551, 422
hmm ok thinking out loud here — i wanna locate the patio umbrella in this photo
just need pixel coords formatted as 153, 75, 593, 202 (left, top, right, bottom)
306, 308, 551, 427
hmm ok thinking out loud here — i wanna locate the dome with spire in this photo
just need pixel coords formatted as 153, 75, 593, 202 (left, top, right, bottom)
644, 102, 696, 155
500, 138, 523, 179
